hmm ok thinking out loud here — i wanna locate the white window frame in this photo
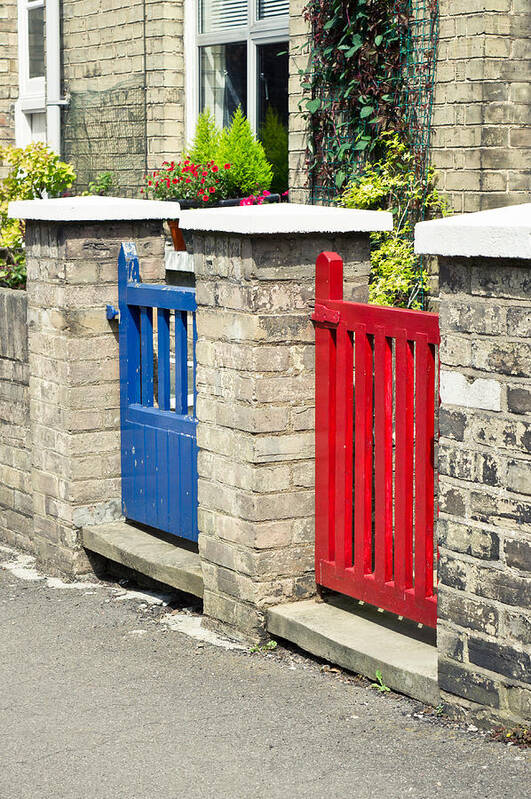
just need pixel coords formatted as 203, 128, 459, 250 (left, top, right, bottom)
16, 0, 46, 146
184, 0, 289, 146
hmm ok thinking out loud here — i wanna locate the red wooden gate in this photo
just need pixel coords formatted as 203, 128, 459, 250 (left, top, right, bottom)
313, 252, 439, 628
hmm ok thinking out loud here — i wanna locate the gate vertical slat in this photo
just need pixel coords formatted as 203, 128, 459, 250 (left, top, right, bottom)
414, 336, 436, 601
157, 308, 171, 410
374, 327, 393, 584
314, 252, 343, 574
353, 324, 373, 577
140, 306, 154, 406
394, 331, 414, 592
334, 324, 353, 573
175, 311, 188, 415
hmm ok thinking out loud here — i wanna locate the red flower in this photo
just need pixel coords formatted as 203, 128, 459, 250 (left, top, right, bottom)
185, 178, 191, 183
212, 165, 219, 173
209, 186, 215, 193
262, 190, 271, 196
148, 180, 152, 186
200, 178, 205, 184
140, 188, 144, 193
202, 171, 208, 177
202, 195, 209, 202
224, 163, 230, 169
172, 178, 178, 184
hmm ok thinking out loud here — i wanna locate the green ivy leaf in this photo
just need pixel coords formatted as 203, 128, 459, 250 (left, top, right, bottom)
323, 19, 335, 30
306, 98, 322, 114
374, 34, 383, 46
360, 106, 374, 119
335, 171, 347, 189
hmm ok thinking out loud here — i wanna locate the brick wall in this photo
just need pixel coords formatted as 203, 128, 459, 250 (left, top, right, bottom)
0, 289, 32, 553
62, 0, 185, 194
431, 0, 531, 213
437, 255, 531, 725
288, 0, 310, 203
0, 0, 17, 171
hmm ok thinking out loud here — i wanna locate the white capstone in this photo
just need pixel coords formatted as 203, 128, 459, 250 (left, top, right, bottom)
415, 203, 531, 259
8, 196, 180, 221
440, 370, 501, 412
178, 203, 393, 235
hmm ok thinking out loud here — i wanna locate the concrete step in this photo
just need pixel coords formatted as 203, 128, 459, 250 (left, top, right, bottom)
82, 521, 203, 598
267, 595, 439, 707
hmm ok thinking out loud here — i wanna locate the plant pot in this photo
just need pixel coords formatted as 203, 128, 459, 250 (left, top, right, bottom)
218, 194, 281, 207
165, 194, 283, 210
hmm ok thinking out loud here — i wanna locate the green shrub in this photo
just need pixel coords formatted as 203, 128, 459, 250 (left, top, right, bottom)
83, 171, 115, 196
0, 142, 76, 289
216, 107, 272, 197
260, 107, 288, 195
339, 133, 449, 309
185, 109, 221, 165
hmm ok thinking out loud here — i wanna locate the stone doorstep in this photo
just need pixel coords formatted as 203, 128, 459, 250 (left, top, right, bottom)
81, 521, 203, 599
267, 596, 439, 707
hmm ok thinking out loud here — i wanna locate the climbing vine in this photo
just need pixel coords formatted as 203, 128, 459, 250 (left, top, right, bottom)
299, 0, 442, 307
300, 0, 439, 202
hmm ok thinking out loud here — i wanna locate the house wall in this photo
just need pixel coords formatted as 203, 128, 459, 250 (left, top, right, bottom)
62, 0, 185, 194
0, 288, 32, 554
431, 0, 531, 213
0, 0, 18, 172
288, 0, 310, 204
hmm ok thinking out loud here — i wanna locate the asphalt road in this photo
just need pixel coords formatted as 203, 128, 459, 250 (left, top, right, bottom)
0, 544, 528, 799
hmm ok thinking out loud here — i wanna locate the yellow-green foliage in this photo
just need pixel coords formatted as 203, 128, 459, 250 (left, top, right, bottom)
185, 109, 221, 165
216, 107, 272, 196
0, 142, 76, 289
340, 133, 449, 308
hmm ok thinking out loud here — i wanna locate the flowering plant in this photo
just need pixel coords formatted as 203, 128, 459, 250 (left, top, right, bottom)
143, 160, 232, 205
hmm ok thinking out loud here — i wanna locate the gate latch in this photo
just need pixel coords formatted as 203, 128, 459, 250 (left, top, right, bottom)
311, 303, 340, 327
106, 304, 120, 321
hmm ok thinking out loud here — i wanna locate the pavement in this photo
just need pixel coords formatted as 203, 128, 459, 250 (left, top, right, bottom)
0, 544, 528, 799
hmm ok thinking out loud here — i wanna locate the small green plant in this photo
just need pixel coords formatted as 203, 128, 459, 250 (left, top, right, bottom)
339, 132, 450, 308
249, 639, 278, 654
0, 142, 76, 289
371, 669, 390, 693
185, 109, 221, 165
84, 171, 115, 196
216, 107, 273, 197
260, 107, 288, 195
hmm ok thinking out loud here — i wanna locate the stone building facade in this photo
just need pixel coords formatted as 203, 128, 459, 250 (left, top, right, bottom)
431, 0, 531, 212
0, 0, 18, 171
0, 2, 529, 205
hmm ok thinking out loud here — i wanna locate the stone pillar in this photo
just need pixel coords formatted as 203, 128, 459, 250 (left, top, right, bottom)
182, 205, 392, 640
416, 205, 531, 726
8, 197, 177, 575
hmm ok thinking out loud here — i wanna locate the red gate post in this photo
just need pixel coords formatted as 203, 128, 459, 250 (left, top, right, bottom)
313, 252, 344, 586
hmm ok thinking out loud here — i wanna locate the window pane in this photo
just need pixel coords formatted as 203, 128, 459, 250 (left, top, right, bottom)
200, 0, 248, 34
200, 43, 247, 128
30, 112, 47, 143
28, 5, 45, 79
258, 42, 288, 193
258, 0, 289, 19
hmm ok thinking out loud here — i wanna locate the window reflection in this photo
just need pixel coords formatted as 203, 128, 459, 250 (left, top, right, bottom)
28, 5, 45, 79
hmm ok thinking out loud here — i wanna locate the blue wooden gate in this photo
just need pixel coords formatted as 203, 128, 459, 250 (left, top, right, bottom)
117, 243, 198, 542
